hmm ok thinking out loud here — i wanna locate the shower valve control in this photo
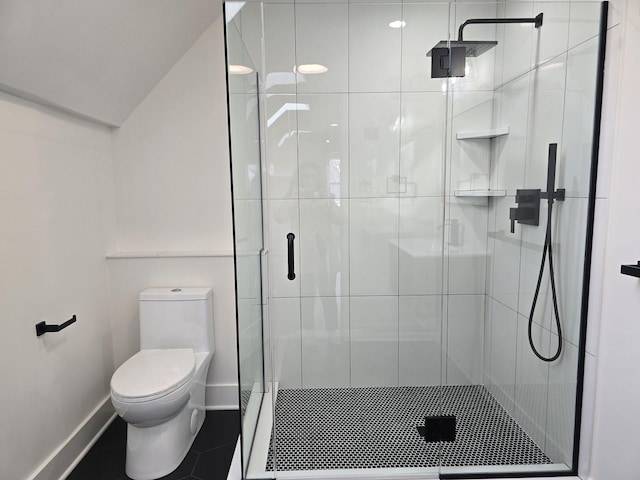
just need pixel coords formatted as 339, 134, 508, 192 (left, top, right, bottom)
509, 189, 541, 233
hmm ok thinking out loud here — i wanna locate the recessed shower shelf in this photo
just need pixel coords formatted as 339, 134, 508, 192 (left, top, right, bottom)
456, 127, 509, 140
455, 189, 506, 197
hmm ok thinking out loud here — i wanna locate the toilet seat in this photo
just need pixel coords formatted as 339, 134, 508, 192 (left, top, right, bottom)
111, 348, 196, 403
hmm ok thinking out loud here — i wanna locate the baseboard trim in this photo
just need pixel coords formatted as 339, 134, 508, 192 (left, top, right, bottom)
206, 383, 239, 410
27, 396, 115, 480
27, 385, 238, 480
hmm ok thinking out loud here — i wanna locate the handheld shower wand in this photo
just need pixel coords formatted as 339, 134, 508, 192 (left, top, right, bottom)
528, 144, 564, 362
510, 144, 565, 362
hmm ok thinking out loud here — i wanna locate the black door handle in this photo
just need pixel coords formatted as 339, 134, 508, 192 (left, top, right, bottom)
287, 233, 295, 280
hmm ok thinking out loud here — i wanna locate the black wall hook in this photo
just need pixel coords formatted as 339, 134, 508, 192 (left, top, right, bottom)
35, 315, 77, 337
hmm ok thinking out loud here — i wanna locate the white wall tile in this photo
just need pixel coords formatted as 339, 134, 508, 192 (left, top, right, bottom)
450, 2, 499, 92
349, 3, 402, 93
530, 2, 570, 69
545, 335, 578, 466
400, 92, 447, 197
264, 4, 296, 94
295, 4, 348, 93
450, 92, 494, 192
399, 295, 443, 386
499, 2, 535, 84
299, 199, 349, 297
447, 199, 488, 295
228, 93, 261, 202
301, 297, 350, 388
350, 296, 399, 387
518, 202, 552, 329
483, 295, 493, 386
349, 93, 401, 198
568, 1, 602, 50
398, 197, 444, 296
515, 314, 550, 450
494, 72, 529, 195
270, 297, 302, 388
560, 37, 598, 199
268, 199, 300, 298
265, 94, 299, 199
446, 295, 484, 385
554, 197, 588, 348
350, 198, 399, 296
488, 299, 518, 416
524, 56, 567, 192
401, 2, 450, 93
233, 2, 263, 78
489, 196, 522, 311
297, 93, 349, 199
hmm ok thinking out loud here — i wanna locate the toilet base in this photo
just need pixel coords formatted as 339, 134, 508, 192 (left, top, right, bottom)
125, 402, 205, 480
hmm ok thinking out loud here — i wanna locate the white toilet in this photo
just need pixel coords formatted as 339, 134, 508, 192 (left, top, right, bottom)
110, 287, 214, 480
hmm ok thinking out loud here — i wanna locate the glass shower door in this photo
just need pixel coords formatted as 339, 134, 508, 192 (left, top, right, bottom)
226, 10, 266, 477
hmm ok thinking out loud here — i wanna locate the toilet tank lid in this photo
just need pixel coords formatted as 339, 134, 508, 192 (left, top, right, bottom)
140, 287, 212, 301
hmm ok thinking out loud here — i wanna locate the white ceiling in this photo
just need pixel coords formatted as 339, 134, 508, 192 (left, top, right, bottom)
0, 0, 221, 126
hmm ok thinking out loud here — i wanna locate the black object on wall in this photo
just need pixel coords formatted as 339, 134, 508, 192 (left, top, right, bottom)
427, 13, 543, 78
523, 143, 565, 363
35, 315, 77, 337
621, 262, 640, 278
287, 233, 296, 281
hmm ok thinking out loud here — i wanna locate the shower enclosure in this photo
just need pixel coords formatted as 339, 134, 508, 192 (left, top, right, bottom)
225, 1, 607, 478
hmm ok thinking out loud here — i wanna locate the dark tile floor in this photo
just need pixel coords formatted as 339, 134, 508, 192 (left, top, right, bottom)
67, 410, 239, 480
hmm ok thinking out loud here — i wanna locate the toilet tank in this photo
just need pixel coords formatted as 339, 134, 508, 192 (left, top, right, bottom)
138, 287, 214, 354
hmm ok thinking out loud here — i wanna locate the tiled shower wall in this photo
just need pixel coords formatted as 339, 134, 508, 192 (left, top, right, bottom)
261, 2, 498, 390
484, 1, 604, 465
229, 0, 605, 468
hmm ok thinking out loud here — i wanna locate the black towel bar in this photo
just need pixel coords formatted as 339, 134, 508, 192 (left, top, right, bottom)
621, 262, 640, 278
35, 315, 77, 337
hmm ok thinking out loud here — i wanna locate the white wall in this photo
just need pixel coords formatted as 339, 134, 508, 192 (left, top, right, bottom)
0, 91, 116, 480
586, 0, 640, 478
0, 13, 237, 480
108, 17, 238, 408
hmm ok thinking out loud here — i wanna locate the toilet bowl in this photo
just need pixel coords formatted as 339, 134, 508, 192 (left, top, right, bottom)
110, 288, 214, 480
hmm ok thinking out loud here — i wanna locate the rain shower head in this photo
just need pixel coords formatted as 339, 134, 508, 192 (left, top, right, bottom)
427, 40, 498, 58
427, 13, 543, 78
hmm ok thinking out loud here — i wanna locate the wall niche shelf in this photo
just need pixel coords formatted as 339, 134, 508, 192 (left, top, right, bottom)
454, 189, 506, 197
456, 127, 509, 140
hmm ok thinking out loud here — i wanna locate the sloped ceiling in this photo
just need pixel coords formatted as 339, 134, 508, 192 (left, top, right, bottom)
0, 0, 221, 126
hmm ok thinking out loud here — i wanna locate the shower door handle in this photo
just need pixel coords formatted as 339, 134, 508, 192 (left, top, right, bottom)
287, 233, 296, 280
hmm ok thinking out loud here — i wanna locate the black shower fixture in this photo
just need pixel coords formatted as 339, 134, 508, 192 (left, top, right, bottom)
427, 13, 543, 78
511, 144, 565, 363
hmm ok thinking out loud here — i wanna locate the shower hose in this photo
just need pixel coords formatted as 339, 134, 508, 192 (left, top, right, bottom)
528, 192, 563, 363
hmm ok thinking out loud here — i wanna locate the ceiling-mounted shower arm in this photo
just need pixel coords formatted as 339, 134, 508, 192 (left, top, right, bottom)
457, 13, 543, 41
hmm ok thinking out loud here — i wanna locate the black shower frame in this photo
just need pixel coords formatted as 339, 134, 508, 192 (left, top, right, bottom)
442, 1, 609, 479
224, 0, 609, 478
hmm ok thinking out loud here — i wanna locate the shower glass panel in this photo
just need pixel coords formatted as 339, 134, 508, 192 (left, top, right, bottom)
225, 1, 606, 478
226, 7, 266, 478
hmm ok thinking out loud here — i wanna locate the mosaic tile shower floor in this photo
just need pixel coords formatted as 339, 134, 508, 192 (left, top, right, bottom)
266, 385, 551, 471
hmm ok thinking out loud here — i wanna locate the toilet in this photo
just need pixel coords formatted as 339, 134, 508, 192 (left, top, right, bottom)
110, 287, 214, 480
